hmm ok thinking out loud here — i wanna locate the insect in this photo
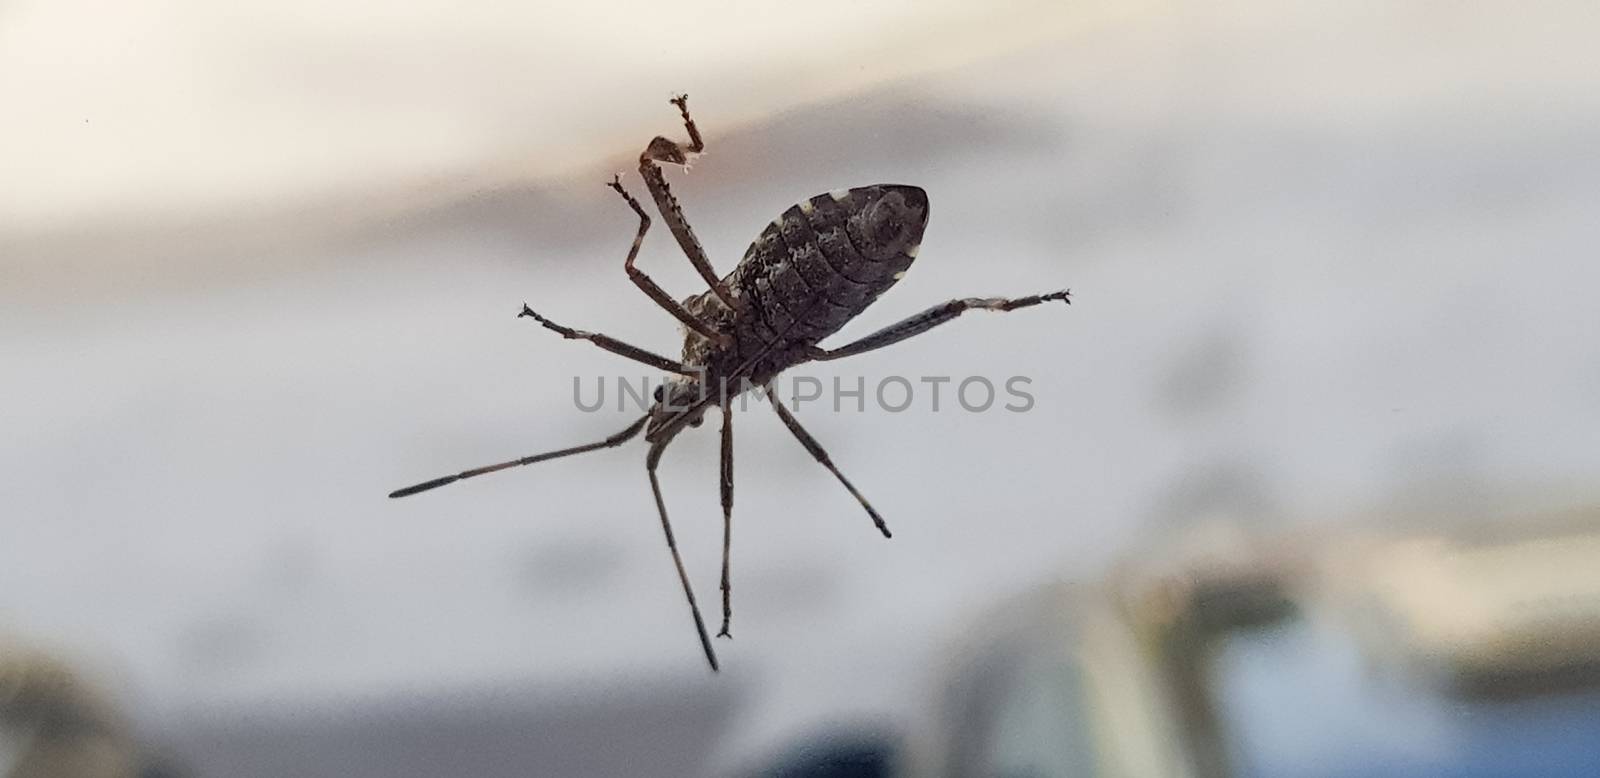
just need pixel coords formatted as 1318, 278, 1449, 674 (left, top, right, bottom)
390, 95, 1071, 671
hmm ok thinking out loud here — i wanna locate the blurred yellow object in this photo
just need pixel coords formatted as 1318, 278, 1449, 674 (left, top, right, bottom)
1347, 527, 1600, 695
0, 641, 144, 778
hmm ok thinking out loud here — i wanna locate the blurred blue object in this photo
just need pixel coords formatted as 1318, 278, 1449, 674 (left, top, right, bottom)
748, 731, 898, 778
1217, 621, 1600, 778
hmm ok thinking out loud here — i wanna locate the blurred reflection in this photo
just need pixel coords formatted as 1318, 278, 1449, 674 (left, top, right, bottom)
0, 642, 162, 778
905, 507, 1600, 778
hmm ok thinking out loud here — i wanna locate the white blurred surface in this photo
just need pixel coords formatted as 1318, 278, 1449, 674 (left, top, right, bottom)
0, 0, 1103, 242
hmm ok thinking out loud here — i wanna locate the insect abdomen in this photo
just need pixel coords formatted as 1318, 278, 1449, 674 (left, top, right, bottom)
730, 185, 926, 348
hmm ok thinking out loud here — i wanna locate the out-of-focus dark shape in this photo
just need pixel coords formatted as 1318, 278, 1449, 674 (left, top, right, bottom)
907, 581, 1195, 778
906, 504, 1600, 778
0, 640, 176, 778
747, 729, 899, 778
1113, 521, 1298, 778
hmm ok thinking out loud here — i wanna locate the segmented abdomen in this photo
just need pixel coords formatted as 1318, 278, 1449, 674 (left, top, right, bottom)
728, 185, 922, 353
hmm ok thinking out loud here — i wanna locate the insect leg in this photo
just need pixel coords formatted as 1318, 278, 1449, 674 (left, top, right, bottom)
646, 439, 721, 671
767, 391, 891, 538
669, 93, 704, 154
807, 290, 1072, 362
388, 413, 649, 498
637, 95, 737, 309
517, 303, 693, 375
607, 175, 730, 346
717, 398, 734, 638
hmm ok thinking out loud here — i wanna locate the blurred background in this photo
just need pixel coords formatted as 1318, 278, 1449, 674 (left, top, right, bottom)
4, 1, 1599, 776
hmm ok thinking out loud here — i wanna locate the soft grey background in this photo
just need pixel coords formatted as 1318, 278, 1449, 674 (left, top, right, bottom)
3, 1, 1597, 775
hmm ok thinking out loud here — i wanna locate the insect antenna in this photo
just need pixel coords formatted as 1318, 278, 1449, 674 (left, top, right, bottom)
389, 414, 650, 498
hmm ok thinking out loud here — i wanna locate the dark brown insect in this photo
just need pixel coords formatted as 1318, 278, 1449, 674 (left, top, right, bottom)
390, 95, 1070, 671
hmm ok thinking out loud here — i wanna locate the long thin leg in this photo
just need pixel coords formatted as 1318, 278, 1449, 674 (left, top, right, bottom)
808, 290, 1071, 362
768, 392, 891, 538
388, 414, 649, 498
638, 95, 737, 309
608, 175, 729, 346
646, 443, 720, 671
517, 303, 692, 375
717, 399, 734, 638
